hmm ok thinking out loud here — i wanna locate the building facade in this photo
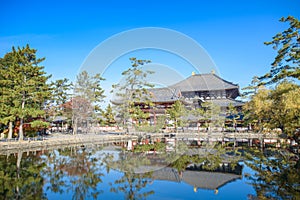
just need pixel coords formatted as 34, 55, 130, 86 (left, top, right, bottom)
113, 72, 244, 125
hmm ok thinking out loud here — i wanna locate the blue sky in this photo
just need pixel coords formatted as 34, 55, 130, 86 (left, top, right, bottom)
1, 0, 299, 99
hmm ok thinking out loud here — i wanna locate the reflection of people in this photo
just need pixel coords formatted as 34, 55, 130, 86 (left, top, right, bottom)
193, 186, 198, 193
214, 188, 219, 194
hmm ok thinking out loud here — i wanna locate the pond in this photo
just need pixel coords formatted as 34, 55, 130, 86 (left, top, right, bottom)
0, 141, 299, 200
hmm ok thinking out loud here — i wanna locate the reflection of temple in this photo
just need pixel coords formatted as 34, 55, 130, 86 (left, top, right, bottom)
152, 164, 242, 192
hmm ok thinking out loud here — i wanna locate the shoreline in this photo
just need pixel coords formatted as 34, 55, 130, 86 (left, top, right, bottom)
0, 133, 138, 154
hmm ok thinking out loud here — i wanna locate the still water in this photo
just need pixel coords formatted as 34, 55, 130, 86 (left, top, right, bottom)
0, 143, 299, 200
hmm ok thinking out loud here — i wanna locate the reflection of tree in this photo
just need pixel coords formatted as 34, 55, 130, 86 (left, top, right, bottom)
43, 146, 104, 200
171, 143, 242, 174
104, 152, 154, 200
245, 148, 300, 200
0, 151, 46, 199
110, 171, 154, 200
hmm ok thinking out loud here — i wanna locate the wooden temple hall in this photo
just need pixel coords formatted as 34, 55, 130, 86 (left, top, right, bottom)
113, 72, 244, 124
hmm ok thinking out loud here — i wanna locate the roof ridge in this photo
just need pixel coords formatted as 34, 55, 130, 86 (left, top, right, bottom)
210, 73, 238, 86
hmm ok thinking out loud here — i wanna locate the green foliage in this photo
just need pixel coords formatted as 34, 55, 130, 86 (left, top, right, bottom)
167, 100, 187, 131
259, 16, 300, 85
244, 17, 300, 137
244, 81, 300, 136
102, 104, 116, 125
136, 115, 166, 133
267, 81, 300, 135
45, 78, 72, 121
30, 120, 49, 129
244, 148, 300, 199
0, 45, 51, 140
242, 76, 261, 99
134, 142, 166, 153
0, 152, 47, 199
111, 57, 154, 128
201, 101, 224, 127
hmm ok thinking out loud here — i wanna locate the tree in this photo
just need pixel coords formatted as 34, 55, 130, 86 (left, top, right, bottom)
45, 78, 72, 119
0, 53, 15, 139
167, 100, 186, 132
244, 81, 300, 136
245, 148, 300, 199
201, 102, 223, 129
72, 71, 105, 134
242, 76, 261, 99
111, 57, 154, 130
259, 16, 300, 85
0, 45, 51, 140
267, 81, 300, 136
243, 87, 272, 132
102, 104, 116, 125
245, 16, 300, 138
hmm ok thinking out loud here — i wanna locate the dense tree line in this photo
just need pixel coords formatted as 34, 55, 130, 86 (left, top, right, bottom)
0, 45, 105, 139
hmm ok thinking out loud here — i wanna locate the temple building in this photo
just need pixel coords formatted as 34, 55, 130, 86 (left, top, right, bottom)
149, 72, 243, 107
138, 72, 244, 122
112, 72, 244, 125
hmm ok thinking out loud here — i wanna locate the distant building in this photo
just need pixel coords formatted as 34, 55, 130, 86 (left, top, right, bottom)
112, 72, 244, 125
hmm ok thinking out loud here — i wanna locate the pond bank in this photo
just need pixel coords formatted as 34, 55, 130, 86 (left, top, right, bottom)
0, 133, 138, 154
0, 131, 283, 154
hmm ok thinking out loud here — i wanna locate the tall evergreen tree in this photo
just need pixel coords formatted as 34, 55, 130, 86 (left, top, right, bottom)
45, 78, 72, 121
111, 57, 154, 130
259, 16, 300, 85
0, 53, 16, 138
0, 45, 51, 140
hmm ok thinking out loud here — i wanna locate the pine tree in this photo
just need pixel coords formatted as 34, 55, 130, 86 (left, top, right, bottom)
167, 100, 186, 132
45, 78, 72, 122
0, 45, 51, 140
259, 16, 300, 85
103, 104, 116, 125
111, 57, 154, 130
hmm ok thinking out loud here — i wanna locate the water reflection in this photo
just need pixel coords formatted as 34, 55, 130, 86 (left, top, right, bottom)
42, 146, 104, 200
0, 151, 46, 199
244, 148, 300, 200
0, 140, 299, 199
103, 142, 243, 198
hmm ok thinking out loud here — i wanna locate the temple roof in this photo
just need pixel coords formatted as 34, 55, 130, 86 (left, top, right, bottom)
152, 167, 241, 190
111, 73, 242, 105
148, 88, 181, 103
171, 73, 239, 92
182, 170, 241, 190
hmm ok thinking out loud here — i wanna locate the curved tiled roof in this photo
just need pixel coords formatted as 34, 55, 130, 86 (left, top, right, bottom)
148, 87, 181, 102
171, 73, 239, 92
152, 167, 241, 190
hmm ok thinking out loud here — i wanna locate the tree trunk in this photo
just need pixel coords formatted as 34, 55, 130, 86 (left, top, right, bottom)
19, 118, 24, 140
19, 96, 25, 141
72, 118, 77, 135
8, 121, 13, 139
